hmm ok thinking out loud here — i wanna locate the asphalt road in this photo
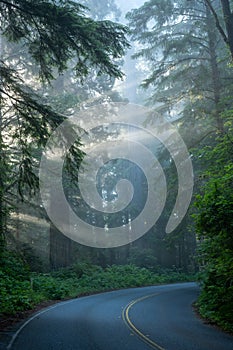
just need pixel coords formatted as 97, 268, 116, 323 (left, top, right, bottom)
5, 283, 233, 350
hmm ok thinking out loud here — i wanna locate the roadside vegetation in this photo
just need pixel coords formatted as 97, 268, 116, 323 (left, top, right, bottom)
193, 123, 233, 333
0, 250, 195, 316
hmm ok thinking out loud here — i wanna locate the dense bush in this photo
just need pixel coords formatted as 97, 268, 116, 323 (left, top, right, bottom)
0, 251, 39, 314
194, 128, 233, 333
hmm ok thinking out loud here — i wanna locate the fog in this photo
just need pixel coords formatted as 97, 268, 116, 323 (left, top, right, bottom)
116, 0, 145, 20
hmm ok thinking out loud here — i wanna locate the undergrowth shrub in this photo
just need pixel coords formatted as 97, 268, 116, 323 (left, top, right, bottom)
0, 251, 38, 314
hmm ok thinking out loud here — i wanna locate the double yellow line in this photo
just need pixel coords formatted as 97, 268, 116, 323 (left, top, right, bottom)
122, 293, 165, 350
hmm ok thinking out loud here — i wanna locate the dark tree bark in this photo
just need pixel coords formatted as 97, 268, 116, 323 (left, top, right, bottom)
49, 188, 72, 269
0, 83, 6, 250
49, 225, 72, 269
220, 0, 233, 60
205, 0, 233, 60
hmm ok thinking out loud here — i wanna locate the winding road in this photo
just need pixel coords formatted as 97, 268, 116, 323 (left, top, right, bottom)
5, 283, 233, 350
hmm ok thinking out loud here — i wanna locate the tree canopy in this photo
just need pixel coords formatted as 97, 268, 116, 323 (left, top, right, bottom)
0, 0, 129, 246
126, 0, 233, 140
0, 0, 128, 81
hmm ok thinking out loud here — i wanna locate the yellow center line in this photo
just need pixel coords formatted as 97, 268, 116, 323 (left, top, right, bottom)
122, 293, 166, 350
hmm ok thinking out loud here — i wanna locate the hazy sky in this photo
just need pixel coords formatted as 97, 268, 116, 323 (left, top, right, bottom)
116, 0, 145, 21
113, 0, 146, 102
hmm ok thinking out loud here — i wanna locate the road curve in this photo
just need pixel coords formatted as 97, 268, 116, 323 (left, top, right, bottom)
6, 283, 233, 350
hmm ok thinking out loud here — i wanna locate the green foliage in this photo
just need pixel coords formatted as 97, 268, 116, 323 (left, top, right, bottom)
0, 250, 36, 314
0, 0, 129, 81
0, 251, 195, 316
50, 261, 101, 279
30, 274, 78, 300
78, 264, 154, 291
127, 0, 233, 142
31, 264, 195, 298
196, 282, 233, 332
0, 250, 31, 280
193, 124, 233, 332
0, 273, 37, 314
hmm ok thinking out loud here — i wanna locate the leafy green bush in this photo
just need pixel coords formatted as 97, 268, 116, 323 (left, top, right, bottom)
0, 250, 30, 281
0, 252, 37, 314
50, 262, 101, 279
77, 264, 194, 293
193, 128, 233, 332
31, 274, 72, 300
0, 274, 35, 314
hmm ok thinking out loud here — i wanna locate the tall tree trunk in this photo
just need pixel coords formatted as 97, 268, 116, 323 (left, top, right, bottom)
0, 119, 7, 251
0, 36, 5, 250
206, 4, 224, 132
205, 0, 233, 60
0, 122, 5, 250
49, 188, 72, 269
220, 0, 233, 60
49, 225, 72, 269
